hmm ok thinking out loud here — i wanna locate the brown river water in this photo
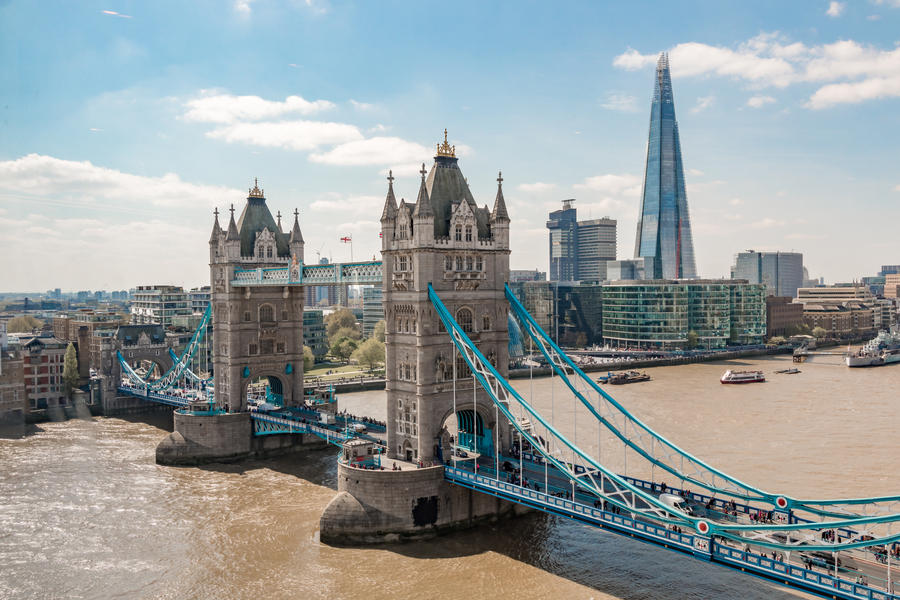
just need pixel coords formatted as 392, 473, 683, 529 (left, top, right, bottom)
1, 353, 897, 600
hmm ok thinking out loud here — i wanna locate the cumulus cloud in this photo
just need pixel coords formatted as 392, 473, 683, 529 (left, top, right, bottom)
206, 120, 363, 151
101, 9, 133, 18
0, 154, 241, 209
614, 33, 900, 109
183, 93, 334, 123
600, 93, 639, 112
692, 95, 716, 113
574, 173, 642, 196
309, 137, 431, 166
517, 182, 556, 193
826, 1, 845, 17
747, 95, 776, 108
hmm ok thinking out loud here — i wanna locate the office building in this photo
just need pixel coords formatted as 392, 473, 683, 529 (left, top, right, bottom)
765, 296, 805, 338
546, 200, 616, 282
509, 269, 546, 282
361, 286, 384, 338
607, 257, 653, 281
303, 310, 328, 360
633, 53, 697, 279
731, 251, 804, 297
189, 286, 211, 314
883, 274, 900, 299
20, 335, 68, 409
879, 265, 900, 276
130, 285, 192, 326
508, 281, 604, 347
602, 280, 765, 349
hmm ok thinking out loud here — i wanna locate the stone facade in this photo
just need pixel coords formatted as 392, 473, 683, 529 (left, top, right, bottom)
208, 182, 305, 411
380, 141, 511, 463
0, 350, 26, 436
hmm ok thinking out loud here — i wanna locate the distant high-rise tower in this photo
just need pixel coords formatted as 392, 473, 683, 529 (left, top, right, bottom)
634, 53, 697, 279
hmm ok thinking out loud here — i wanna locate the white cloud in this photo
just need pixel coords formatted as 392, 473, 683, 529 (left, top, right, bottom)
826, 1, 845, 17
183, 93, 334, 124
687, 168, 704, 176
310, 194, 381, 216
101, 9, 133, 18
350, 99, 375, 111
615, 35, 900, 109
234, 0, 256, 14
729, 197, 744, 206
517, 182, 556, 193
749, 217, 786, 229
309, 136, 431, 167
600, 93, 639, 112
0, 154, 241, 209
747, 95, 776, 108
206, 120, 363, 151
692, 95, 716, 113
574, 173, 642, 196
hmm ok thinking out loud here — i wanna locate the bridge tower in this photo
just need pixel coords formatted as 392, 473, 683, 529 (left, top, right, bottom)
320, 131, 523, 543
208, 180, 306, 412
381, 131, 511, 463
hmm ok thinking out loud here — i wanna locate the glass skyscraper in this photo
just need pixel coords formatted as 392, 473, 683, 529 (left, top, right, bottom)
634, 53, 697, 279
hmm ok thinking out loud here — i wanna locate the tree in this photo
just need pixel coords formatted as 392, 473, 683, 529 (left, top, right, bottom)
768, 336, 787, 346
332, 325, 361, 343
330, 337, 358, 363
302, 345, 314, 371
812, 326, 827, 339
62, 342, 79, 396
7, 315, 43, 333
352, 338, 385, 371
325, 308, 359, 339
686, 330, 699, 349
373, 319, 386, 343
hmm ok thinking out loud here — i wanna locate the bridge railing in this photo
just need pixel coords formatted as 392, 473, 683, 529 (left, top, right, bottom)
230, 261, 383, 287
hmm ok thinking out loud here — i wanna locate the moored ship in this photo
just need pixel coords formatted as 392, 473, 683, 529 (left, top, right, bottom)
720, 370, 765, 384
846, 328, 900, 367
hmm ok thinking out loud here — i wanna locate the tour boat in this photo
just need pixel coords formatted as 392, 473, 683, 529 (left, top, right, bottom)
720, 370, 765, 384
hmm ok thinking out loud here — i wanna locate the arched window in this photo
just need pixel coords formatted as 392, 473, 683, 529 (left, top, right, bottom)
445, 256, 452, 271
457, 308, 473, 333
259, 304, 275, 323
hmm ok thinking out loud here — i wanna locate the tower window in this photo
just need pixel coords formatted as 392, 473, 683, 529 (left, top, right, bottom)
455, 257, 463, 271
476, 257, 483, 271
457, 308, 473, 333
445, 256, 452, 271
259, 305, 275, 323
466, 257, 473, 271
455, 225, 462, 241
483, 316, 491, 331
266, 247, 273, 258
465, 226, 472, 242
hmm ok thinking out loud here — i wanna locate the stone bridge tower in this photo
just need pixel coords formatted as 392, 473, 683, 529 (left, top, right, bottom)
208, 180, 305, 412
380, 131, 511, 463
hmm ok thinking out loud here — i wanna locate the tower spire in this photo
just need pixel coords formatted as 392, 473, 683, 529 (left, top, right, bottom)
226, 203, 240, 240
290, 208, 303, 244
209, 207, 222, 242
491, 170, 509, 222
380, 169, 398, 221
412, 163, 433, 218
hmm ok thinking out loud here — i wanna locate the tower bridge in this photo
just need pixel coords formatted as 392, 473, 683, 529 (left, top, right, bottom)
108, 133, 899, 600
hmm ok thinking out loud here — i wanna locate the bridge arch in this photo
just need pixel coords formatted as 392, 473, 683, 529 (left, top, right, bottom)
437, 403, 497, 464
118, 347, 174, 382
242, 371, 286, 407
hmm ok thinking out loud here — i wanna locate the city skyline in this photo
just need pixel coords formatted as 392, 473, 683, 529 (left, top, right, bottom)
3, 1, 900, 291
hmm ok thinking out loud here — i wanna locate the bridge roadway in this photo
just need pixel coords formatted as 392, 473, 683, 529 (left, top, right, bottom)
442, 452, 898, 600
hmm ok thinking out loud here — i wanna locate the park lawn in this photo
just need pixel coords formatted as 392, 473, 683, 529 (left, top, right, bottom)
306, 363, 360, 377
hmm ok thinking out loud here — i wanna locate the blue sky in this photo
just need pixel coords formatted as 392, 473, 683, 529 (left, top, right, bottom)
2, 0, 900, 291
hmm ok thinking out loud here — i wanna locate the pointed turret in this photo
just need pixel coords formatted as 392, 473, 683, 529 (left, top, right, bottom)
289, 208, 304, 262
225, 204, 240, 241
412, 163, 433, 218
209, 208, 222, 243
491, 171, 510, 222
381, 170, 398, 221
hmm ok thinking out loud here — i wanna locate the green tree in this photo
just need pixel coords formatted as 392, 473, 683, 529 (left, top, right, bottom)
686, 330, 699, 349
62, 342, 80, 396
768, 336, 787, 345
7, 315, 43, 333
812, 326, 827, 339
352, 338, 385, 371
332, 325, 361, 343
325, 308, 359, 339
373, 319, 386, 343
302, 345, 314, 371
330, 337, 358, 363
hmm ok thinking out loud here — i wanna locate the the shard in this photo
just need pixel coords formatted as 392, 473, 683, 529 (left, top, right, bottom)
634, 53, 697, 279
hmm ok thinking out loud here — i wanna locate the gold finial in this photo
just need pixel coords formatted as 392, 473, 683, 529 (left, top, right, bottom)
435, 128, 456, 157
249, 177, 264, 198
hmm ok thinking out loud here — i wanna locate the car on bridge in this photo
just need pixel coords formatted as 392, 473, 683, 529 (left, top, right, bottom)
659, 493, 694, 516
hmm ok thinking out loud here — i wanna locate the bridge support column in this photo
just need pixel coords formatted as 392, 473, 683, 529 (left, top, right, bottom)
156, 411, 252, 465
320, 463, 527, 544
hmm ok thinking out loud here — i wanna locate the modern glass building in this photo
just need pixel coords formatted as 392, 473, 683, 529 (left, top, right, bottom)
634, 53, 697, 280
602, 280, 766, 349
731, 250, 803, 298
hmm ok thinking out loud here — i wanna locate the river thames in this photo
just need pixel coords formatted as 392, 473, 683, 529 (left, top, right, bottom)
2, 353, 897, 599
